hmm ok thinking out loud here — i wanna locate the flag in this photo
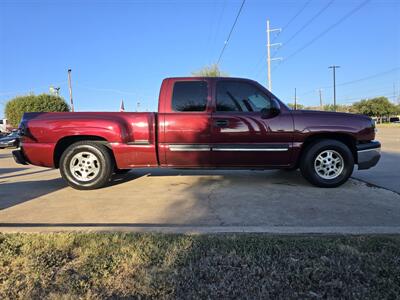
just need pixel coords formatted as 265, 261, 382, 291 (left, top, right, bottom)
120, 99, 125, 112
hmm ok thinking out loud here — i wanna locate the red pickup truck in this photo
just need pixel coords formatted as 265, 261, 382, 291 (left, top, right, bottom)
13, 77, 380, 190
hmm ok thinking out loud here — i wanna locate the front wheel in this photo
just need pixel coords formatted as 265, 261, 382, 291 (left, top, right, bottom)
60, 141, 114, 190
300, 139, 354, 188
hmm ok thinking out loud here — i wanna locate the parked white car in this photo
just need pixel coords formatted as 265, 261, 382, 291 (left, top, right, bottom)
0, 119, 10, 133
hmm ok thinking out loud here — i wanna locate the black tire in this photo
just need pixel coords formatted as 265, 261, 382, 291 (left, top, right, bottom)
59, 141, 114, 190
300, 139, 354, 188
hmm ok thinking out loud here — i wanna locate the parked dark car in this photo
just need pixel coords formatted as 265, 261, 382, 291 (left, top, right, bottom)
0, 131, 19, 149
389, 117, 400, 123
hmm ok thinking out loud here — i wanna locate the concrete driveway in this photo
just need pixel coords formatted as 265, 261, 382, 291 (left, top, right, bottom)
353, 126, 400, 193
0, 127, 399, 233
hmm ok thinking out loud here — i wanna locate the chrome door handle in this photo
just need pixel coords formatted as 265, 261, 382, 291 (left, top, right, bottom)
214, 120, 229, 127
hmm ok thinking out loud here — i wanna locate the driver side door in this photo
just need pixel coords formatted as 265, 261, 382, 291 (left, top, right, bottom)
211, 79, 293, 167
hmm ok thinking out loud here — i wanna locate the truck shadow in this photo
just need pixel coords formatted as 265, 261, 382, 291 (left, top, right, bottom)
0, 153, 13, 159
0, 178, 66, 210
0, 168, 52, 180
109, 168, 307, 188
0, 167, 29, 175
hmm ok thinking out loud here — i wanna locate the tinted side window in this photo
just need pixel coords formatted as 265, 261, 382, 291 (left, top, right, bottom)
216, 81, 272, 112
172, 81, 208, 112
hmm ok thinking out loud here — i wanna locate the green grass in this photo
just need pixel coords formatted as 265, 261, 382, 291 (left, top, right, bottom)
1, 233, 400, 299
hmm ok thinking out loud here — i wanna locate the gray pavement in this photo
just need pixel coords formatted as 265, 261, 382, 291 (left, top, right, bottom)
353, 127, 400, 193
0, 127, 399, 233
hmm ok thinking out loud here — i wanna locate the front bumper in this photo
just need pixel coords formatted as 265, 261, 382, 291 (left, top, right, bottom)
357, 140, 381, 170
12, 149, 29, 165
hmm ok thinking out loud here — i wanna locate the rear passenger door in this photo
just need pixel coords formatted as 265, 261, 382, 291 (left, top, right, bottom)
160, 79, 212, 167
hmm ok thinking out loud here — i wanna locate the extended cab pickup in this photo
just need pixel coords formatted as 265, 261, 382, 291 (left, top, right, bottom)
13, 77, 381, 190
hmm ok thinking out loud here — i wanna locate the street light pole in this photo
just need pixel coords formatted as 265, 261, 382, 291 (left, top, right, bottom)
329, 65, 340, 111
67, 69, 74, 112
318, 88, 323, 109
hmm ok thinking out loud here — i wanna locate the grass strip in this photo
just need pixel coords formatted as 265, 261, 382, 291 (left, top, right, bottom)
1, 233, 399, 299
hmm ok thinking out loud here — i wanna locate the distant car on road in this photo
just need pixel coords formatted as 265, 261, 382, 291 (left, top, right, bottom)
0, 131, 19, 149
389, 117, 400, 123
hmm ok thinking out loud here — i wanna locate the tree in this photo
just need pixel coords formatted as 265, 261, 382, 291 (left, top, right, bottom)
287, 103, 305, 110
396, 104, 400, 115
192, 64, 229, 77
322, 104, 351, 113
5, 94, 70, 127
351, 97, 398, 122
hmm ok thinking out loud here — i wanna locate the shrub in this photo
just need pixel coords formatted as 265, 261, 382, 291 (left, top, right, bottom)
5, 94, 70, 127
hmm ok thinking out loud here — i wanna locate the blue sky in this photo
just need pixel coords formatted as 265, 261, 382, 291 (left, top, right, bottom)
0, 0, 399, 117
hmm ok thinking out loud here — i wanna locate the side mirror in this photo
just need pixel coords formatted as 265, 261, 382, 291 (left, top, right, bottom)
261, 101, 280, 118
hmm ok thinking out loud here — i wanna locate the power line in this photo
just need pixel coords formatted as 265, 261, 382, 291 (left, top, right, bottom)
276, 0, 370, 70
217, 0, 246, 65
280, 0, 313, 34
274, 0, 334, 56
337, 67, 400, 87
211, 0, 227, 60
299, 67, 400, 96
343, 91, 397, 103
205, 0, 220, 64
253, 0, 311, 75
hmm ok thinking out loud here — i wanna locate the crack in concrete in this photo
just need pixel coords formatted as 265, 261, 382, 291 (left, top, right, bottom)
206, 180, 225, 226
351, 177, 400, 196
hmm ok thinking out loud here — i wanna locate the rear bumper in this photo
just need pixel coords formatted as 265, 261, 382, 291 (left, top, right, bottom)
357, 141, 381, 170
12, 149, 29, 165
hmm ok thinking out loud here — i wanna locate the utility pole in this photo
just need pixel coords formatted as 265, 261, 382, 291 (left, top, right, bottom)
67, 69, 74, 112
266, 19, 282, 91
328, 65, 340, 112
294, 88, 297, 110
136, 101, 140, 112
318, 88, 323, 109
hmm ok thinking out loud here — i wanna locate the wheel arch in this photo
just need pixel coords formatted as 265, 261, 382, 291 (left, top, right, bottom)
297, 132, 357, 167
53, 135, 115, 168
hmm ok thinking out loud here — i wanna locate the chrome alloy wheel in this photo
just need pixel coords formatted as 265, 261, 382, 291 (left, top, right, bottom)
69, 151, 100, 182
314, 150, 344, 180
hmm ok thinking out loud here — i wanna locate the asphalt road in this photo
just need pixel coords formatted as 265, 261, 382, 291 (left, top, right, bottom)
0, 127, 399, 233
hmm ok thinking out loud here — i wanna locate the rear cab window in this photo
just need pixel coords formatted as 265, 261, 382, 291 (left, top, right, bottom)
172, 81, 208, 112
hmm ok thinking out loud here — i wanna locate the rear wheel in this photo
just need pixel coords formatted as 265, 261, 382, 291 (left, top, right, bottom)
60, 141, 114, 190
300, 139, 354, 188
